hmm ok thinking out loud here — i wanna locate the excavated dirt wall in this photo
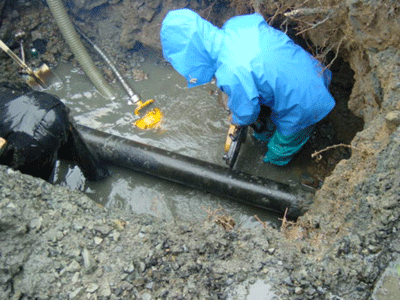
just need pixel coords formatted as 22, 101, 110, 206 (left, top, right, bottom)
254, 0, 400, 244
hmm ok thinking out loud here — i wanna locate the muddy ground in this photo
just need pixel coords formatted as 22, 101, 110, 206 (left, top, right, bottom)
1, 0, 400, 299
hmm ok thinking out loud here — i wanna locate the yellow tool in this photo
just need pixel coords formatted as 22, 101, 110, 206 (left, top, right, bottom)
223, 124, 248, 168
224, 124, 237, 153
123, 81, 163, 130
133, 107, 163, 130
129, 93, 163, 130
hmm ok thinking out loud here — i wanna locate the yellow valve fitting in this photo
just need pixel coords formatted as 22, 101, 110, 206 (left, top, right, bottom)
133, 108, 163, 129
134, 99, 154, 115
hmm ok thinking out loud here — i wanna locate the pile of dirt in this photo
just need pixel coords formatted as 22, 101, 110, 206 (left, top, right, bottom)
1, 0, 400, 299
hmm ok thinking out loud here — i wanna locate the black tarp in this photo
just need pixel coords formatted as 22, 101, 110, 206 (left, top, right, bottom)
0, 82, 108, 181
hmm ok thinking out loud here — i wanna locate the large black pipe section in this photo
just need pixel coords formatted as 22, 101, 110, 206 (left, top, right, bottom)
76, 124, 313, 218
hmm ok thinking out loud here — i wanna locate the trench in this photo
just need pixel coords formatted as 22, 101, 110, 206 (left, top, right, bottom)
0, 0, 364, 226
48, 51, 287, 227
42, 41, 363, 227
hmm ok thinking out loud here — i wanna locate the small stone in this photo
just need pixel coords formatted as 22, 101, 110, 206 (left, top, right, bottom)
124, 263, 135, 274
141, 292, 152, 300
70, 249, 81, 258
66, 260, 81, 273
86, 283, 99, 293
112, 230, 121, 241
29, 217, 43, 231
71, 272, 79, 284
295, 287, 303, 294
268, 248, 275, 254
94, 267, 104, 278
73, 223, 84, 232
69, 287, 83, 300
139, 261, 146, 272
56, 231, 64, 241
316, 286, 327, 294
145, 281, 154, 289
15, 224, 28, 235
82, 248, 98, 274
0, 198, 10, 209
306, 287, 316, 295
282, 276, 293, 286
99, 280, 111, 297
368, 245, 380, 253
95, 225, 113, 235
82, 248, 91, 268
94, 237, 103, 245
6, 168, 15, 175
385, 111, 400, 130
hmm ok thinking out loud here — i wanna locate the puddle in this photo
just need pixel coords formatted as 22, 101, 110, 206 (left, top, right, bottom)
46, 50, 314, 227
228, 279, 278, 300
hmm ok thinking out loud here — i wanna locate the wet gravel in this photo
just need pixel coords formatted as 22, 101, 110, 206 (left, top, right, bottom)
0, 164, 284, 299
1, 123, 400, 300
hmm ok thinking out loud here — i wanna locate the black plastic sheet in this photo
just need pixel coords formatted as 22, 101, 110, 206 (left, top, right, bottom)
0, 82, 108, 181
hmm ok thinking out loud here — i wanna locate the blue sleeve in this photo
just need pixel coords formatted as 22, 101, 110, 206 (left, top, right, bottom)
216, 66, 260, 126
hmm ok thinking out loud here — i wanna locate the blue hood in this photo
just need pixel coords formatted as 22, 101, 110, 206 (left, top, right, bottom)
160, 9, 223, 88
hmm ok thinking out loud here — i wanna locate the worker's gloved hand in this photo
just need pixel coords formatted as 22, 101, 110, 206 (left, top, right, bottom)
251, 118, 266, 134
251, 117, 276, 142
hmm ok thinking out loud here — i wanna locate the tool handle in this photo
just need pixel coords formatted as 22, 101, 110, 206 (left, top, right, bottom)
223, 124, 248, 168
0, 39, 34, 74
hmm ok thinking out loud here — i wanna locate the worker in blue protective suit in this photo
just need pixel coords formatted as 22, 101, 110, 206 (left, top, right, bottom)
160, 9, 335, 166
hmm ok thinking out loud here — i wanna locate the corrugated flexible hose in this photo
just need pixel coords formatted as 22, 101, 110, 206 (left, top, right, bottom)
46, 0, 115, 99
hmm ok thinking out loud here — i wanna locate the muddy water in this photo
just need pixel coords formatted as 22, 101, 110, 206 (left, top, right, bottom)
47, 51, 313, 227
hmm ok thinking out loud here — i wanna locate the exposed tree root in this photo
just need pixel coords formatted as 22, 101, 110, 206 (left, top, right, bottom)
311, 143, 360, 162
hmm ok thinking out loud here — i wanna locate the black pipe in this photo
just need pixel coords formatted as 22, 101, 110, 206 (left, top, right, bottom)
76, 124, 313, 218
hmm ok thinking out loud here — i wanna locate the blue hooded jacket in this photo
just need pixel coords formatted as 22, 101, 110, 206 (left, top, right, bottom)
161, 9, 335, 136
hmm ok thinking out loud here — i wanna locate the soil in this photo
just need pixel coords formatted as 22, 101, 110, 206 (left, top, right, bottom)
1, 0, 400, 299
